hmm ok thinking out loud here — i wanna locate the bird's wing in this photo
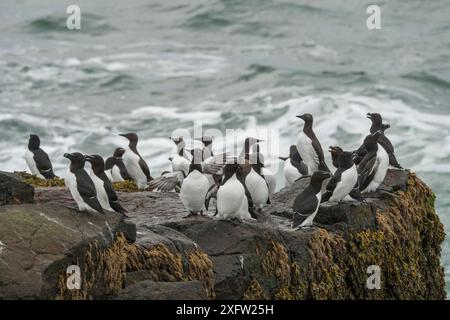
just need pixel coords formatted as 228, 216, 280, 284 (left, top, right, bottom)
293, 188, 318, 215
325, 168, 342, 193
75, 170, 104, 213
310, 137, 330, 172
138, 158, 152, 181
357, 153, 377, 191
147, 171, 183, 192
201, 153, 229, 174
34, 149, 55, 178
352, 144, 367, 165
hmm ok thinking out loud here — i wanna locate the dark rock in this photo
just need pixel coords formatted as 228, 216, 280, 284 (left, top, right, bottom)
0, 171, 34, 205
115, 280, 207, 300
0, 203, 135, 299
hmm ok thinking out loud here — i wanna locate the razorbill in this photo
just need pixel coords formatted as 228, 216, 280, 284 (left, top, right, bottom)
119, 132, 153, 189
63, 152, 103, 214
296, 113, 330, 174
85, 154, 128, 216
367, 113, 402, 168
279, 145, 308, 186
105, 147, 132, 182
358, 131, 389, 193
180, 150, 210, 216
322, 149, 358, 203
292, 171, 330, 228
25, 134, 56, 180
216, 163, 253, 221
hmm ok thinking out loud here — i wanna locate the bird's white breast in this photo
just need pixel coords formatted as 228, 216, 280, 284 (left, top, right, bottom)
25, 149, 44, 179
217, 174, 245, 219
245, 169, 269, 208
89, 171, 113, 211
296, 132, 318, 173
284, 159, 302, 186
180, 170, 209, 213
123, 148, 147, 188
329, 164, 358, 202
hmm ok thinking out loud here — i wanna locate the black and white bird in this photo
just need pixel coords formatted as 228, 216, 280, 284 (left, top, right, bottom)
180, 149, 210, 216
358, 131, 389, 193
216, 163, 254, 220
367, 113, 402, 169
63, 152, 103, 214
25, 134, 56, 179
85, 154, 128, 216
296, 113, 330, 174
104, 147, 132, 182
292, 171, 331, 229
279, 145, 308, 186
242, 152, 269, 210
119, 133, 153, 189
322, 148, 358, 203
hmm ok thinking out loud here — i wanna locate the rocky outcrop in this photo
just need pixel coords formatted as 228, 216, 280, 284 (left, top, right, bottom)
0, 170, 446, 300
0, 171, 34, 205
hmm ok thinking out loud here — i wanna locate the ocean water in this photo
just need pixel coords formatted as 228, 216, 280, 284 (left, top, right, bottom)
0, 0, 449, 297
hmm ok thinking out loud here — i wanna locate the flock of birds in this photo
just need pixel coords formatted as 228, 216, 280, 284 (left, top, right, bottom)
24, 112, 402, 229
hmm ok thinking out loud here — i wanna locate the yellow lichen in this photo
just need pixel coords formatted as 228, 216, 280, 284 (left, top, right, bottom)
15, 171, 65, 187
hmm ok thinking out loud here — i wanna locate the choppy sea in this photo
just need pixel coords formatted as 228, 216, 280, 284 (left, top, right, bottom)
0, 0, 449, 297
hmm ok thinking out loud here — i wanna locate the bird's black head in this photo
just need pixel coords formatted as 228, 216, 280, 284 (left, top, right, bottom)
85, 154, 105, 174
113, 147, 126, 158
64, 152, 85, 170
296, 113, 313, 124
310, 170, 331, 190
119, 132, 138, 143
366, 113, 383, 125
328, 146, 344, 157
28, 134, 40, 150
289, 145, 298, 157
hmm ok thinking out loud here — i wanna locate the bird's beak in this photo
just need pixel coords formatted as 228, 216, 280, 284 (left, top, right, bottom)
256, 139, 264, 142
328, 146, 337, 154
84, 155, 93, 161
296, 114, 305, 120
366, 113, 372, 119
63, 153, 71, 159
119, 133, 127, 138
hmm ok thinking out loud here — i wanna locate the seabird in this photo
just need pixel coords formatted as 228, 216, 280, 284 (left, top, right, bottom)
367, 113, 402, 169
292, 171, 331, 228
296, 113, 330, 174
279, 145, 308, 186
63, 152, 103, 214
180, 149, 210, 216
216, 162, 254, 221
242, 152, 269, 210
104, 147, 132, 182
119, 132, 153, 189
25, 134, 56, 179
322, 148, 358, 203
358, 131, 389, 193
85, 154, 128, 216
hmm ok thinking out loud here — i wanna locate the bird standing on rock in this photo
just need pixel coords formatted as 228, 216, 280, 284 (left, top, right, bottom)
25, 134, 56, 179
105, 147, 132, 182
292, 171, 331, 229
85, 154, 128, 216
279, 145, 308, 186
296, 113, 330, 174
119, 132, 153, 189
322, 148, 358, 203
180, 149, 210, 217
63, 152, 103, 214
358, 131, 389, 193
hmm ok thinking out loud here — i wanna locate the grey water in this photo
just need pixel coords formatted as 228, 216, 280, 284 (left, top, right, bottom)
0, 0, 449, 297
